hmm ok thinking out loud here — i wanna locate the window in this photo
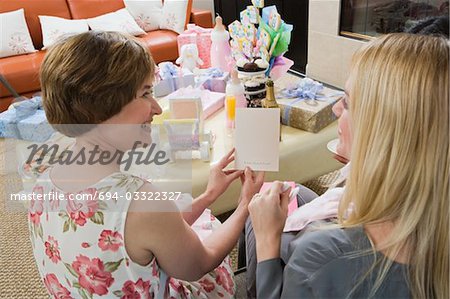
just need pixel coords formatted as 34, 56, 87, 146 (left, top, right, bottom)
340, 0, 449, 40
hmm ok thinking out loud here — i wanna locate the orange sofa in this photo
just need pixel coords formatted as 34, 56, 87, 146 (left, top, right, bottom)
0, 0, 213, 111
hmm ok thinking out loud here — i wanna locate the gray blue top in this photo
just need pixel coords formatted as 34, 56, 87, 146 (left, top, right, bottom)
256, 226, 411, 298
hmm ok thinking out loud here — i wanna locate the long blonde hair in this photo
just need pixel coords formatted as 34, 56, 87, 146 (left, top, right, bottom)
338, 34, 449, 298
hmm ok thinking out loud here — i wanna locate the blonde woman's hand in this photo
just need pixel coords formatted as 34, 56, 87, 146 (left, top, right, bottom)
248, 181, 291, 261
205, 148, 243, 201
239, 167, 265, 208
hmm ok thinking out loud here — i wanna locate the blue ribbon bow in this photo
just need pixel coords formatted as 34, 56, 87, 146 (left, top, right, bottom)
204, 67, 224, 78
280, 79, 333, 126
158, 62, 179, 91
198, 68, 226, 91
158, 62, 179, 80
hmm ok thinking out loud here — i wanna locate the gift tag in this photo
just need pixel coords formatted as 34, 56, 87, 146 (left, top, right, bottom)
259, 28, 272, 49
242, 39, 253, 58
269, 11, 282, 31
240, 9, 251, 25
247, 6, 259, 24
228, 20, 243, 39
252, 0, 264, 8
244, 23, 257, 45
230, 38, 240, 51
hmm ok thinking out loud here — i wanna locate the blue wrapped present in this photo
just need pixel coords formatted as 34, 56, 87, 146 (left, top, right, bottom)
0, 109, 20, 138
17, 110, 55, 142
154, 62, 195, 97
0, 97, 55, 142
196, 68, 229, 93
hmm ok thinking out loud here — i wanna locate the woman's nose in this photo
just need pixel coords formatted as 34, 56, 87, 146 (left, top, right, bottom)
152, 99, 163, 115
332, 98, 344, 117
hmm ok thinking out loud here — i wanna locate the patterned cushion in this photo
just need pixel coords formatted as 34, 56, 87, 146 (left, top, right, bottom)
0, 9, 36, 58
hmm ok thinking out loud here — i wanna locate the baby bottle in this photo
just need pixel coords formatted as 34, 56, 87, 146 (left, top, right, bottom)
210, 15, 232, 72
225, 70, 246, 128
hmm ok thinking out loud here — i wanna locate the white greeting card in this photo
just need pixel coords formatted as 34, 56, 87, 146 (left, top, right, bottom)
235, 108, 280, 171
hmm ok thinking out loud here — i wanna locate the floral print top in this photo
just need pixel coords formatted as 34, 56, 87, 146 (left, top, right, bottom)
28, 169, 235, 298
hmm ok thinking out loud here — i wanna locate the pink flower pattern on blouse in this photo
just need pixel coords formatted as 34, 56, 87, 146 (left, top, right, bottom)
43, 273, 73, 299
28, 171, 235, 298
215, 266, 234, 295
98, 230, 123, 252
66, 188, 99, 226
199, 278, 215, 293
45, 236, 61, 264
120, 278, 151, 299
72, 255, 115, 295
29, 186, 44, 224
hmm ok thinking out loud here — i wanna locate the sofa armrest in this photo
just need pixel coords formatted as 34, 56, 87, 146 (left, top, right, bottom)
190, 8, 213, 28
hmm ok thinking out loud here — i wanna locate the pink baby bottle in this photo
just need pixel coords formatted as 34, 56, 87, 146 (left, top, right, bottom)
210, 16, 232, 72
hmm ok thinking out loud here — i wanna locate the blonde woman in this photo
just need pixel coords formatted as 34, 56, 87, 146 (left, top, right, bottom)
249, 33, 449, 298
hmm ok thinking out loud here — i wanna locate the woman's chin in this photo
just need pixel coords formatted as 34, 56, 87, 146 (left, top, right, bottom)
336, 143, 349, 161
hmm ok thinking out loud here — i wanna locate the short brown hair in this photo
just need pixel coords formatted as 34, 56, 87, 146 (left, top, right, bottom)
40, 31, 155, 137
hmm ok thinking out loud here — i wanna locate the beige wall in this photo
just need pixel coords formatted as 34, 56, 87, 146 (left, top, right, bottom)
306, 0, 366, 88
193, 0, 215, 23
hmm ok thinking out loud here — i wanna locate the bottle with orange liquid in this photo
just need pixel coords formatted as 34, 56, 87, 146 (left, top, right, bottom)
225, 70, 246, 128
225, 95, 236, 128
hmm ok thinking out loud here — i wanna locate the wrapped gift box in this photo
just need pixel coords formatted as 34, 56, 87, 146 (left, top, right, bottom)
276, 78, 343, 133
177, 24, 212, 69
0, 109, 20, 139
165, 87, 224, 120
0, 97, 55, 141
154, 74, 195, 97
278, 97, 339, 133
17, 110, 55, 142
196, 68, 229, 93
201, 90, 225, 119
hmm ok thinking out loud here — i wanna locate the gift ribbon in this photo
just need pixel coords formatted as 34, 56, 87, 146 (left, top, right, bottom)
198, 68, 224, 90
204, 68, 224, 78
185, 24, 211, 34
158, 62, 179, 91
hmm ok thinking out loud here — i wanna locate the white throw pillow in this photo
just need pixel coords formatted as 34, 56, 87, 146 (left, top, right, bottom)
124, 0, 163, 32
39, 16, 89, 49
87, 8, 146, 36
160, 0, 189, 34
0, 9, 36, 58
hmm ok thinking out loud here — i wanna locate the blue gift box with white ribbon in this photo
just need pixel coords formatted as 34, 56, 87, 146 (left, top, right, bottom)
0, 97, 55, 142
196, 68, 229, 93
154, 62, 195, 97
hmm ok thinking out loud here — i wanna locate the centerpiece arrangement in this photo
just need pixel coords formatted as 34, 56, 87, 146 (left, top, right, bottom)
228, 1, 293, 76
227, 0, 293, 107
